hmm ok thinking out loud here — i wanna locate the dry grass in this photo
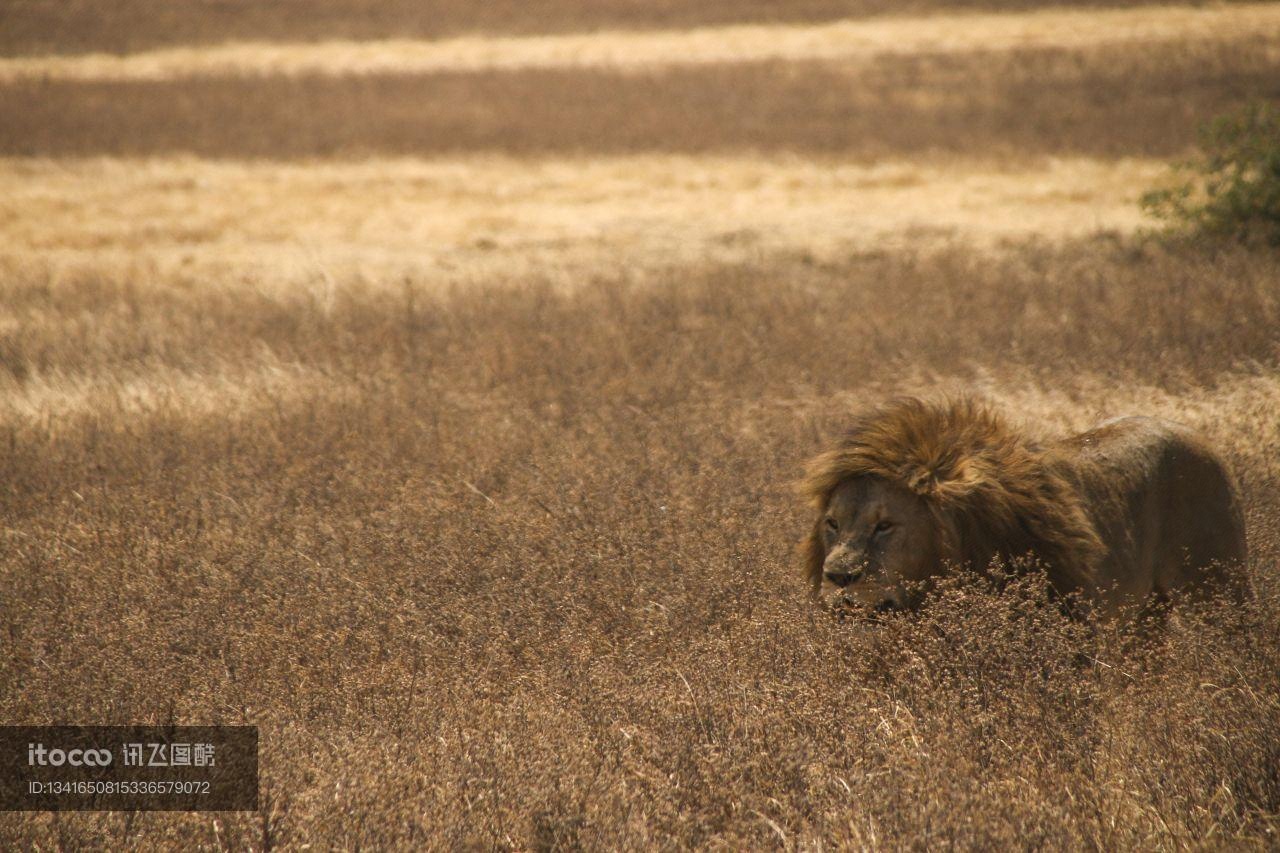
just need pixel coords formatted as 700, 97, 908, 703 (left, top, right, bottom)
2, 239, 1280, 848
4, 1, 1280, 847
6, 4, 1278, 82
0, 0, 1187, 57
0, 154, 1166, 295
3, 39, 1277, 160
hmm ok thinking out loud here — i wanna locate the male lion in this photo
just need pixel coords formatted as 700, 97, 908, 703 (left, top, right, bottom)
800, 397, 1248, 619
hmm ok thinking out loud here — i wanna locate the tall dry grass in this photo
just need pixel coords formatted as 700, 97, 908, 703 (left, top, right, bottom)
0, 154, 1167, 296
8, 5, 1277, 83
3, 0, 1280, 845
0, 0, 1185, 57
2, 40, 1276, 159
2, 239, 1279, 847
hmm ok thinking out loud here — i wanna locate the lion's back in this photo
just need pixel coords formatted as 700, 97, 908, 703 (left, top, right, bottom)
1053, 416, 1248, 612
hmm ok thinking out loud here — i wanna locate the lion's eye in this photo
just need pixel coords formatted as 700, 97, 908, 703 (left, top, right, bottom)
873, 520, 894, 535
824, 517, 838, 532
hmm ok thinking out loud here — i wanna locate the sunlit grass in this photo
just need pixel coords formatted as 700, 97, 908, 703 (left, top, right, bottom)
3, 4, 1277, 81
0, 155, 1165, 295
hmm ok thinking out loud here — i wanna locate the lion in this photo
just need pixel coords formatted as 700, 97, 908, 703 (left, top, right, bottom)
799, 397, 1248, 620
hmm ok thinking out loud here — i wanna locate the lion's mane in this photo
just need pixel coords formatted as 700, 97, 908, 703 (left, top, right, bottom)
799, 397, 1106, 597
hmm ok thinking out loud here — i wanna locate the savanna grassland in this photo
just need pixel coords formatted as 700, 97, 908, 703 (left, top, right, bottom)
2, 2, 1280, 849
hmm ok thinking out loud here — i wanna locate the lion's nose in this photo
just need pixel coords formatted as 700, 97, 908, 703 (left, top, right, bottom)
823, 567, 862, 587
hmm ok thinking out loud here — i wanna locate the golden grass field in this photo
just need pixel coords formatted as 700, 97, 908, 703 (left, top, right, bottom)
2, 1, 1280, 849
5, 4, 1278, 81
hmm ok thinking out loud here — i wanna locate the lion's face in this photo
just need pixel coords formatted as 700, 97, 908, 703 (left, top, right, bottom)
816, 475, 942, 613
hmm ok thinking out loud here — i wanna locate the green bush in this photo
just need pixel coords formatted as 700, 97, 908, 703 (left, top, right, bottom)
1142, 102, 1280, 245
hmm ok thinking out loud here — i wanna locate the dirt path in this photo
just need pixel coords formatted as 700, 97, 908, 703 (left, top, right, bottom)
1, 3, 1276, 82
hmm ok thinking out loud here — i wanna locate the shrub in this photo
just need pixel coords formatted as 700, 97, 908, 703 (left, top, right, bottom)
1142, 102, 1280, 245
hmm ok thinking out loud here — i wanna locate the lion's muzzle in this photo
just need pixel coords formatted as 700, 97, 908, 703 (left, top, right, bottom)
822, 545, 867, 588
823, 566, 862, 587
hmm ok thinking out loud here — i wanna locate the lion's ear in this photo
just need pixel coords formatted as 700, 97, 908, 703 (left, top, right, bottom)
905, 456, 986, 501
799, 518, 826, 594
